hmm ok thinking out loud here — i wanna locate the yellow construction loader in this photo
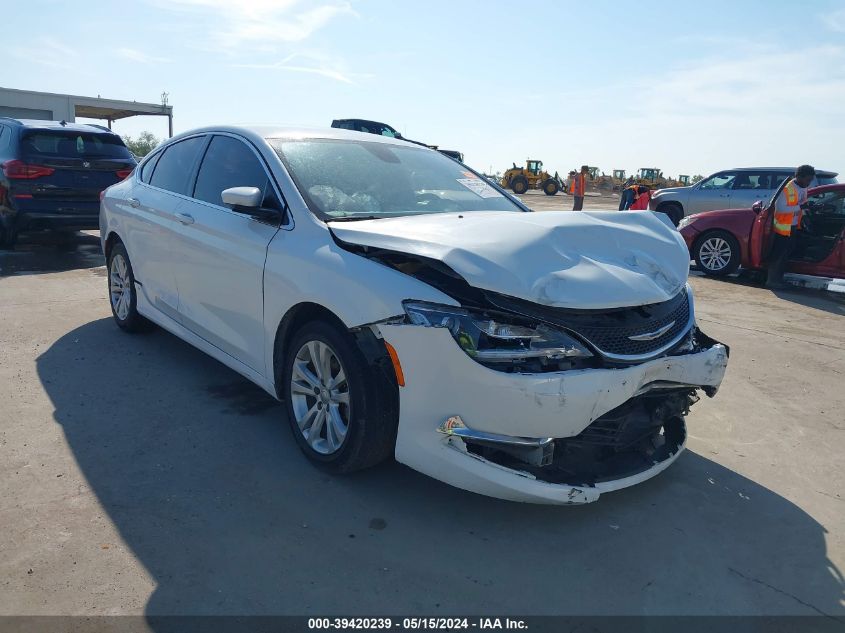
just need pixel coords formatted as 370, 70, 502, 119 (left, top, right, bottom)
500, 160, 564, 196
634, 167, 685, 189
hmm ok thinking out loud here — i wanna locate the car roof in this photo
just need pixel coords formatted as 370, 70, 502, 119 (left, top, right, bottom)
0, 117, 118, 134
809, 183, 845, 194
166, 125, 423, 149
727, 166, 838, 177
332, 118, 395, 128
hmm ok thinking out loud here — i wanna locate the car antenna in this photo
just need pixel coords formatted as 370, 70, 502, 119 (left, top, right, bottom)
59, 120, 67, 126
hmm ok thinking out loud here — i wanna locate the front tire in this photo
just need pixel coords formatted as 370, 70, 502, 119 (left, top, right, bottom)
511, 176, 529, 195
281, 320, 398, 473
694, 231, 741, 277
658, 202, 684, 226
542, 178, 559, 196
107, 242, 154, 332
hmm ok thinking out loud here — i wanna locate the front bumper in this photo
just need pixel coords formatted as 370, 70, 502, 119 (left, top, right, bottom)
377, 324, 728, 504
678, 224, 701, 252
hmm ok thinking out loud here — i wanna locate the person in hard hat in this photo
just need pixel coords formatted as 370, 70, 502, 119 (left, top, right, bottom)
571, 165, 588, 211
566, 170, 576, 194
620, 182, 646, 210
628, 186, 652, 210
766, 164, 815, 289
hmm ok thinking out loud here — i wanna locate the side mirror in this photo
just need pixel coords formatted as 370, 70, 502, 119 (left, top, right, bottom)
222, 186, 280, 223
222, 186, 261, 209
752, 200, 763, 213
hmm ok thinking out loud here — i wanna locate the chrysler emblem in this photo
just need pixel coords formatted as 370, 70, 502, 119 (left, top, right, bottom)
82, 161, 91, 168
628, 321, 675, 341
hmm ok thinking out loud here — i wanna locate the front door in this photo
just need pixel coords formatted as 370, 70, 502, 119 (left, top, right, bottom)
787, 188, 845, 279
170, 134, 283, 373
689, 171, 736, 213
125, 136, 207, 321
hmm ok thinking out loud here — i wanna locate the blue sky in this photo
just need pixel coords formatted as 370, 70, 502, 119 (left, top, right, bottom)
6, 0, 845, 178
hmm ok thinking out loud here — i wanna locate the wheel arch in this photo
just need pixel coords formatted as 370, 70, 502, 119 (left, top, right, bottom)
655, 200, 684, 224
273, 303, 341, 393
103, 231, 123, 260
271, 302, 393, 400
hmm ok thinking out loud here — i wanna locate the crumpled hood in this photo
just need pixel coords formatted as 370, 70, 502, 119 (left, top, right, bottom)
330, 211, 690, 309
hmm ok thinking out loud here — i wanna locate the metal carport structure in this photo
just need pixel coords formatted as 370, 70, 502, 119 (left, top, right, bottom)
0, 87, 173, 136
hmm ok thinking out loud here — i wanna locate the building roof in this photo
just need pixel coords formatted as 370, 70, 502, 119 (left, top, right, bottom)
0, 87, 172, 121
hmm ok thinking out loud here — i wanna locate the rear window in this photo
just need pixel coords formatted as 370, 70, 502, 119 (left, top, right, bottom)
21, 131, 132, 159
817, 174, 838, 186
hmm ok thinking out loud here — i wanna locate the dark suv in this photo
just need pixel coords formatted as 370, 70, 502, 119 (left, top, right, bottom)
0, 118, 137, 247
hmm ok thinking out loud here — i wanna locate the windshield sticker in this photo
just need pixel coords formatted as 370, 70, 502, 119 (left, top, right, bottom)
457, 178, 503, 199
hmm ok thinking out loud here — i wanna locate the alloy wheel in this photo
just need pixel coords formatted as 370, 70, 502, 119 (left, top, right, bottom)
699, 237, 732, 271
290, 340, 351, 455
109, 253, 131, 320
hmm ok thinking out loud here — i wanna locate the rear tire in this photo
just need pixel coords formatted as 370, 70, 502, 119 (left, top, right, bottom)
0, 225, 17, 250
107, 242, 155, 333
281, 320, 398, 473
694, 230, 741, 277
542, 179, 559, 196
511, 177, 529, 195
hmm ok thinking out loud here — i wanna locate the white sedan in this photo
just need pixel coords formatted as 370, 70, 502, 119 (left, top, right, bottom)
100, 126, 729, 504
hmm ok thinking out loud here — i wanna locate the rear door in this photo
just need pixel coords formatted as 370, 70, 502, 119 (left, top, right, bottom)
688, 171, 737, 213
17, 130, 135, 217
730, 170, 778, 210
125, 135, 208, 322
170, 134, 284, 372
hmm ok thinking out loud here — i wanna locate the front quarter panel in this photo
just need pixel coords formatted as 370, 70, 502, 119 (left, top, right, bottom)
262, 221, 458, 376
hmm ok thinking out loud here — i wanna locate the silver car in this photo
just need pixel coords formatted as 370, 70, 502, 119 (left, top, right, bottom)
649, 167, 838, 224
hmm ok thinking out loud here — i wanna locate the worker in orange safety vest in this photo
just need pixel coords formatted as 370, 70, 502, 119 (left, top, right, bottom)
571, 165, 588, 211
766, 164, 815, 289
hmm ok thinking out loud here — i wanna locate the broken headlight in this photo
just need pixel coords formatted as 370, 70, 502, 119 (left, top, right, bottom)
403, 301, 593, 363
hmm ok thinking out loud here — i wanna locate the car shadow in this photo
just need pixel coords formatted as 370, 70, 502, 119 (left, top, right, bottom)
0, 231, 104, 278
691, 267, 845, 317
36, 318, 844, 617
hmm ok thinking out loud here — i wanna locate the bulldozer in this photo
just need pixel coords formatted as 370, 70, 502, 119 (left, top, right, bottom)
634, 167, 679, 190
500, 159, 564, 196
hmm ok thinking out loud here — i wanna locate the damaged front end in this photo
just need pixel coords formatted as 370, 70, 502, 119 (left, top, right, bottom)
340, 239, 729, 503
440, 388, 696, 487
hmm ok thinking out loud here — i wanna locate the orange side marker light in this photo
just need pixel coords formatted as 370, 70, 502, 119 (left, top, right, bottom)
384, 341, 405, 387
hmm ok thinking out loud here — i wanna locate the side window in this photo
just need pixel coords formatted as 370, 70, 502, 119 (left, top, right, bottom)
732, 171, 771, 190
699, 172, 736, 190
149, 136, 206, 195
768, 172, 790, 190
193, 135, 278, 209
139, 151, 162, 183
0, 126, 9, 150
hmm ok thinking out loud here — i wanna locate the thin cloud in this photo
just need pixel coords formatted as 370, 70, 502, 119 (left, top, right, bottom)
10, 37, 78, 69
150, 0, 356, 48
822, 8, 845, 32
117, 48, 170, 64
231, 54, 360, 84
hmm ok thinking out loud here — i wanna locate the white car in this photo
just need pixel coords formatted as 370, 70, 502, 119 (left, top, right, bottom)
100, 126, 729, 505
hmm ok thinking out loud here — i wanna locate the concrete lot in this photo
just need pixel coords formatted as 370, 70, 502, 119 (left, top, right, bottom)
0, 224, 843, 618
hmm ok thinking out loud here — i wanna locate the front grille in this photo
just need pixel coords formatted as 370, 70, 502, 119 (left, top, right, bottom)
487, 287, 691, 359
567, 292, 690, 357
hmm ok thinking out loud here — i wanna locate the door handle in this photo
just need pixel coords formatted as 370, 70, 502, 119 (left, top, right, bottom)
127, 197, 140, 208
176, 213, 195, 225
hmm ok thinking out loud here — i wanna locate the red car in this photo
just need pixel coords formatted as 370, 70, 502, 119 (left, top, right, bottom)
678, 183, 845, 280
